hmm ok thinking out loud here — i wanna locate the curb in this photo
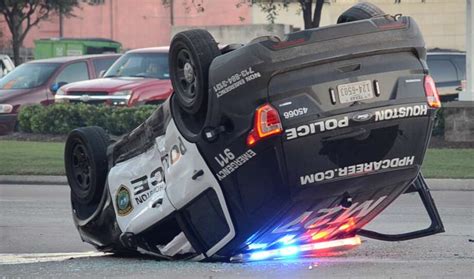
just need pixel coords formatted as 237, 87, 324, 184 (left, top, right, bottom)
0, 175, 67, 186
0, 175, 473, 191
425, 179, 474, 191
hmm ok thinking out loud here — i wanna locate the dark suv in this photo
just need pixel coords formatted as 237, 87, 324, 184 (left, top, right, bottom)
427, 51, 466, 101
0, 54, 120, 134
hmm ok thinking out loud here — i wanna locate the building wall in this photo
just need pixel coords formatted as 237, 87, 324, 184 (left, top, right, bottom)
0, 0, 466, 52
0, 0, 252, 50
251, 0, 467, 51
172, 24, 293, 45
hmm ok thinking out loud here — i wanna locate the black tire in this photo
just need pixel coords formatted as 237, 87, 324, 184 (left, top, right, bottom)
65, 126, 109, 220
169, 29, 220, 115
337, 2, 386, 24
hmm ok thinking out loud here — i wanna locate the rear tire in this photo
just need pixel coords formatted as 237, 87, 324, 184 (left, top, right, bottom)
169, 29, 220, 115
65, 126, 109, 220
337, 2, 385, 24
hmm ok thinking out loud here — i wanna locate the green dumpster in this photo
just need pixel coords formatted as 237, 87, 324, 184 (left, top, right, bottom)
34, 38, 122, 59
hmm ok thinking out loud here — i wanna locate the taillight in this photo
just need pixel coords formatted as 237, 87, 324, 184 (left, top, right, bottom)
424, 75, 441, 108
246, 104, 283, 147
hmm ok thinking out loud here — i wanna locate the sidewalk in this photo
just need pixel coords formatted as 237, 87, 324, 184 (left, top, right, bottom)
0, 175, 473, 191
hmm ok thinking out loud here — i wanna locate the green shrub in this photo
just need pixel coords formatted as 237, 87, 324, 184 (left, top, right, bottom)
17, 105, 44, 133
18, 103, 156, 135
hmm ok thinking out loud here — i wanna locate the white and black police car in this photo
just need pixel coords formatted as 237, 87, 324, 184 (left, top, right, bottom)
64, 3, 444, 262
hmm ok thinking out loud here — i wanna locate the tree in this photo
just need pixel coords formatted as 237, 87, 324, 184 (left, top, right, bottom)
240, 0, 325, 30
0, 0, 84, 65
162, 0, 325, 30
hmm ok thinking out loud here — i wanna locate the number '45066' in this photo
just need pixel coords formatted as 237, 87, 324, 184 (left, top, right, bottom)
283, 107, 308, 119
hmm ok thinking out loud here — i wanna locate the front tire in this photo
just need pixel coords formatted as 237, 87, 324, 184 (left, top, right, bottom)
65, 126, 109, 220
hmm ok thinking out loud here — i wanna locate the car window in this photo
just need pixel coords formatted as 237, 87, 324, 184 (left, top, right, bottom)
93, 57, 119, 75
427, 59, 458, 83
55, 62, 90, 83
451, 56, 466, 80
104, 52, 169, 79
0, 63, 59, 89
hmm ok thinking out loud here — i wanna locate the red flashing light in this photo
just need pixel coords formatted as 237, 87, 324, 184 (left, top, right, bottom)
424, 75, 441, 108
246, 104, 283, 147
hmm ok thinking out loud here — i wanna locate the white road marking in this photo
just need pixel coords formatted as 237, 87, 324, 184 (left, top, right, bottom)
0, 251, 109, 265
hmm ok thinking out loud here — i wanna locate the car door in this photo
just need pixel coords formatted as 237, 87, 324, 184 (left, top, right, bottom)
46, 61, 91, 103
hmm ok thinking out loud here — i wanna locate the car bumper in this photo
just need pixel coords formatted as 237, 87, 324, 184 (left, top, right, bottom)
0, 113, 17, 135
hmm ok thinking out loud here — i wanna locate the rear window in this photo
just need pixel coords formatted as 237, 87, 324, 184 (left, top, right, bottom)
427, 59, 458, 83
93, 57, 120, 75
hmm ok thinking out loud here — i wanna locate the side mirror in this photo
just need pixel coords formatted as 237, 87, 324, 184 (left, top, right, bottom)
50, 82, 68, 94
99, 70, 106, 78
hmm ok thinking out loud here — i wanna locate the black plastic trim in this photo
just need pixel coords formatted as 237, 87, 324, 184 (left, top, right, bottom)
357, 173, 444, 241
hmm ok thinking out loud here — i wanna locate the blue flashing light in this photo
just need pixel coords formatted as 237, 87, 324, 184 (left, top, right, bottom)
278, 234, 296, 245
279, 245, 299, 257
247, 243, 268, 250
249, 250, 272, 261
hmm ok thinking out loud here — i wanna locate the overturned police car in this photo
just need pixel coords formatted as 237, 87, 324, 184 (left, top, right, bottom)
64, 3, 444, 262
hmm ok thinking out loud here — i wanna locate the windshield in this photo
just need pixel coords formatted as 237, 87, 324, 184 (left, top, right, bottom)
0, 63, 59, 89
104, 52, 169, 79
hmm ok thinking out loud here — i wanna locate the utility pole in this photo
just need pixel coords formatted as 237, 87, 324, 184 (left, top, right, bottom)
59, 11, 63, 37
170, 0, 174, 26
110, 0, 114, 39
460, 0, 473, 101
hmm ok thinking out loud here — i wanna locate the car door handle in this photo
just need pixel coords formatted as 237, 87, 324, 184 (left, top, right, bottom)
192, 169, 204, 180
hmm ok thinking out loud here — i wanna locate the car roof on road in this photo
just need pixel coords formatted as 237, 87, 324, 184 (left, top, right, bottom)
427, 52, 465, 56
28, 54, 121, 64
427, 48, 465, 56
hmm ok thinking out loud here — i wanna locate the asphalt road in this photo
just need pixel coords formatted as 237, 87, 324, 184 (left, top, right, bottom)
0, 183, 473, 278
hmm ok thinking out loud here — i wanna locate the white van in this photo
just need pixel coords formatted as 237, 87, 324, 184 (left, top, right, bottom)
0, 55, 15, 78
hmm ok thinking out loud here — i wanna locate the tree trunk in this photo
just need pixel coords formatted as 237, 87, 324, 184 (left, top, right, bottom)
311, 0, 324, 29
12, 38, 21, 65
11, 25, 23, 65
300, 0, 313, 30
10, 13, 23, 65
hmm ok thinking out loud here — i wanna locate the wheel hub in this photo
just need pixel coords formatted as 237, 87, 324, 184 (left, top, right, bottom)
184, 62, 195, 83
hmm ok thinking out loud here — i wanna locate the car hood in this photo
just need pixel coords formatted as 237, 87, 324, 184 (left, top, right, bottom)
0, 88, 33, 103
63, 77, 171, 92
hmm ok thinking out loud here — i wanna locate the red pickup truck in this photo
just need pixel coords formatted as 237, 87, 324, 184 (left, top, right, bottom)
55, 47, 173, 106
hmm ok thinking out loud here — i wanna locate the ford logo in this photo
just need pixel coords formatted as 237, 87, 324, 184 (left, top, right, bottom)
352, 112, 373, 122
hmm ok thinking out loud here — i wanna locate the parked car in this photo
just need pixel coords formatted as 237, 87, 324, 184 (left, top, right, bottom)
55, 47, 173, 107
0, 54, 120, 134
427, 50, 466, 101
0, 54, 15, 79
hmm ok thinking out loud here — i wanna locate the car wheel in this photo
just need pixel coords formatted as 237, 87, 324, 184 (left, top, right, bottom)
169, 29, 220, 115
65, 126, 109, 219
337, 2, 385, 24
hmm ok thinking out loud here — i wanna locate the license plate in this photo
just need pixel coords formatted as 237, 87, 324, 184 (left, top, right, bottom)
337, 80, 374, 104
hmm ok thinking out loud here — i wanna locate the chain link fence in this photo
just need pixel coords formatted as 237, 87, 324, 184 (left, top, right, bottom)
0, 47, 34, 65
